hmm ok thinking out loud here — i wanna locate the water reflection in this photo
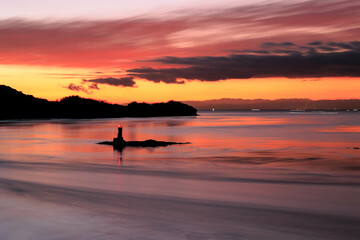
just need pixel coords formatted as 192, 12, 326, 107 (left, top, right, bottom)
0, 112, 359, 170
320, 126, 360, 132
1, 112, 360, 239
117, 151, 123, 166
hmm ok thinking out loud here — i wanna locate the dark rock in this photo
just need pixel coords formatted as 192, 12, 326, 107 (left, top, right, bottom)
98, 139, 189, 150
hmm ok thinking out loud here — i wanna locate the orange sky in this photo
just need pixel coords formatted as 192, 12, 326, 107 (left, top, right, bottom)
0, 0, 359, 103
1, 65, 358, 104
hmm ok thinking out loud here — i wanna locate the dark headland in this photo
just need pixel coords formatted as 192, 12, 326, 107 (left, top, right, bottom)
0, 85, 197, 119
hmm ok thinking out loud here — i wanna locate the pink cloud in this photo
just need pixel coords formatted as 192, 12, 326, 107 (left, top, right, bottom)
0, 0, 358, 68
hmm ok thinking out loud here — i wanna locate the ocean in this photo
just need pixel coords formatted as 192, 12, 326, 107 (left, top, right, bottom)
0, 111, 359, 239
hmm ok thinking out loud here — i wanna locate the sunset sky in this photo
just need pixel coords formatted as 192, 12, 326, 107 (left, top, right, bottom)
0, 0, 359, 104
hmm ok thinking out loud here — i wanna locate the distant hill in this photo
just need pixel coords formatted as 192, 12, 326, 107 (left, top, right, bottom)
0, 85, 197, 119
184, 98, 360, 110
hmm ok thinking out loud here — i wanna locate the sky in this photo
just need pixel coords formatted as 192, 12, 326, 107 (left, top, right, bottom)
0, 0, 359, 103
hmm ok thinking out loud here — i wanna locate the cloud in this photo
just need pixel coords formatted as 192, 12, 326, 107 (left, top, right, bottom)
82, 77, 136, 87
327, 41, 355, 49
307, 41, 323, 46
64, 83, 92, 94
0, 0, 358, 68
262, 42, 296, 48
317, 46, 338, 52
64, 77, 136, 94
234, 49, 270, 54
128, 41, 360, 83
272, 49, 302, 55
88, 83, 99, 89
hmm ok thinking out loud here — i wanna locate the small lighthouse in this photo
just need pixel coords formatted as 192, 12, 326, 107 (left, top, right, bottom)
117, 124, 123, 140
113, 124, 125, 144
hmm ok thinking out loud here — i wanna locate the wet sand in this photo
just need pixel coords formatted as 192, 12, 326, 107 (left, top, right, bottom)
0, 159, 360, 240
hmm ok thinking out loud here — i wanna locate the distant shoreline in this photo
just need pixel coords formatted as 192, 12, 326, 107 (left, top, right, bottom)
184, 98, 360, 111
198, 109, 358, 112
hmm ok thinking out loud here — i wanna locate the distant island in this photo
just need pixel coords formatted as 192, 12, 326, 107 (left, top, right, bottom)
184, 98, 360, 111
0, 85, 197, 119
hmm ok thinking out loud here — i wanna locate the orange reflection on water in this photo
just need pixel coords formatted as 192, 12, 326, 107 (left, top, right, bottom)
319, 126, 360, 132
191, 135, 354, 151
1, 113, 359, 172
0, 122, 116, 163
188, 117, 290, 127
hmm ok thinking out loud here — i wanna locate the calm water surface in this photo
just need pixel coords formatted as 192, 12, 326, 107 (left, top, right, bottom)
0, 111, 359, 239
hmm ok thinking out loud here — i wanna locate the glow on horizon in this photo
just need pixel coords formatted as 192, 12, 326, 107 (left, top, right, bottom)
0, 0, 359, 103
1, 64, 359, 104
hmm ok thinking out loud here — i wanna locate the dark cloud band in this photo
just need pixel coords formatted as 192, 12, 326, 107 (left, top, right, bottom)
64, 83, 92, 94
128, 41, 360, 83
82, 77, 136, 87
65, 77, 136, 94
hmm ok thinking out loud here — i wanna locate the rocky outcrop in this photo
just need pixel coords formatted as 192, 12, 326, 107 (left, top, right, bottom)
98, 139, 189, 150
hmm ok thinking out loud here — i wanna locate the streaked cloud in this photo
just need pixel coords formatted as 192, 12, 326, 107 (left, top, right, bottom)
82, 77, 136, 87
0, 0, 358, 69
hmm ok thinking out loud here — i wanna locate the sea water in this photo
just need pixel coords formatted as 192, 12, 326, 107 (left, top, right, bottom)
0, 111, 359, 239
